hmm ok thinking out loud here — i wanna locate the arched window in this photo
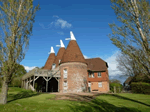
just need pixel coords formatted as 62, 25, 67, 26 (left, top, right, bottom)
63, 68, 67, 79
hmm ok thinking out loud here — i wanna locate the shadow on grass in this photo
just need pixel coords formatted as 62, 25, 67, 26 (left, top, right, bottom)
68, 98, 141, 112
104, 94, 150, 107
53, 93, 140, 112
8, 90, 41, 103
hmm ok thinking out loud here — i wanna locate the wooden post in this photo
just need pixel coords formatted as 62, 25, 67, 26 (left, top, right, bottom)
33, 76, 35, 91
30, 77, 31, 90
26, 79, 27, 89
58, 79, 59, 92
46, 81, 48, 92
24, 80, 25, 89
114, 86, 116, 94
27, 78, 29, 90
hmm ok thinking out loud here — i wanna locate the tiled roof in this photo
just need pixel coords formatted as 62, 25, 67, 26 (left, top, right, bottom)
43, 53, 55, 70
85, 58, 108, 71
124, 76, 133, 84
53, 47, 65, 67
60, 40, 86, 64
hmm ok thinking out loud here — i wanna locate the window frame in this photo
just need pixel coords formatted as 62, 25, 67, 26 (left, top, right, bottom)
63, 68, 68, 79
91, 72, 94, 78
98, 82, 102, 88
98, 72, 101, 77
63, 81, 68, 87
52, 63, 56, 69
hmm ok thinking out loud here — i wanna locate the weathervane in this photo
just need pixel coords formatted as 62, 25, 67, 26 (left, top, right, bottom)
65, 31, 76, 41
56, 40, 65, 48
48, 46, 55, 54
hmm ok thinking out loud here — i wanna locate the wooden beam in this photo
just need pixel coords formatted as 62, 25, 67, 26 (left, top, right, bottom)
33, 75, 35, 91
34, 76, 39, 81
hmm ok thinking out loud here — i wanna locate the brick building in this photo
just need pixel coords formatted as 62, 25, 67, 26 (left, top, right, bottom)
22, 31, 109, 93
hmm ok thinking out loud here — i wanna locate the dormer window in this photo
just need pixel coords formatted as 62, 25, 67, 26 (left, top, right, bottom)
52, 63, 56, 69
59, 60, 61, 64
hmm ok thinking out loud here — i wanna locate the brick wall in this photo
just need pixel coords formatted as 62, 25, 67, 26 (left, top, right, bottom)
87, 71, 110, 92
59, 62, 87, 93
87, 71, 109, 82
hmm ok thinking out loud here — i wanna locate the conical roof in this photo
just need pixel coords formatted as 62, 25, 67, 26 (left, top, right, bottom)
43, 47, 55, 70
60, 35, 86, 64
54, 47, 65, 67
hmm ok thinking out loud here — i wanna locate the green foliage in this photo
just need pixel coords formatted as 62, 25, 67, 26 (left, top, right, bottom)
131, 82, 150, 94
109, 0, 150, 78
0, 77, 2, 87
110, 83, 123, 93
9, 77, 22, 87
0, 0, 39, 104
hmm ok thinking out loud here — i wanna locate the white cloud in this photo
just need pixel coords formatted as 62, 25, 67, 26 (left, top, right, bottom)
39, 15, 72, 31
23, 65, 36, 72
53, 15, 59, 18
104, 51, 122, 77
55, 18, 72, 29
57, 31, 64, 35
83, 55, 90, 59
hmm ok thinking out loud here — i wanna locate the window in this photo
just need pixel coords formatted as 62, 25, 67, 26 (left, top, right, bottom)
52, 63, 56, 69
88, 72, 91, 78
88, 82, 91, 87
64, 81, 67, 87
59, 60, 61, 63
63, 69, 67, 79
98, 82, 102, 87
98, 72, 101, 77
91, 72, 94, 78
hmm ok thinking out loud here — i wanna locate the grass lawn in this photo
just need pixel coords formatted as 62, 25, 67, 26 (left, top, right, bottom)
0, 87, 150, 112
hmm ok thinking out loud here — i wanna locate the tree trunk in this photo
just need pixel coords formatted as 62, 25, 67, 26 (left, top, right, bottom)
0, 80, 8, 104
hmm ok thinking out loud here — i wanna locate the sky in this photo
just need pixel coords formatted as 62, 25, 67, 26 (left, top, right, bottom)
20, 0, 128, 84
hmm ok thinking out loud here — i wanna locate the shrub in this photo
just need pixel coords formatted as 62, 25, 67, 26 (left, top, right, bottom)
110, 83, 123, 93
131, 82, 150, 94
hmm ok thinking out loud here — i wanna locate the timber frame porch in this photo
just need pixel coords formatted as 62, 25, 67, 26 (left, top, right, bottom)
21, 67, 61, 92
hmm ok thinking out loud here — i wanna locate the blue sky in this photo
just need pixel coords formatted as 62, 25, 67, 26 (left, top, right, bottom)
20, 0, 128, 84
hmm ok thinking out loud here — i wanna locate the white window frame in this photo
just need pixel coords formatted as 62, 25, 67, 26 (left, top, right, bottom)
91, 72, 94, 78
59, 60, 61, 63
98, 82, 102, 88
88, 82, 91, 87
63, 69, 67, 79
52, 63, 56, 69
88, 72, 91, 78
98, 72, 101, 77
64, 81, 68, 87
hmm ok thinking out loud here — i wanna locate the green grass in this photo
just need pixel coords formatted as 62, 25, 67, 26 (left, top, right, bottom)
0, 87, 150, 112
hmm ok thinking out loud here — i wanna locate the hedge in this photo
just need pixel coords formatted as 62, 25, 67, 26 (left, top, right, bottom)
131, 82, 150, 94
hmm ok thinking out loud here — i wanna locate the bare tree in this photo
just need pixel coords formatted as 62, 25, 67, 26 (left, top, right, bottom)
109, 0, 150, 79
0, 0, 39, 104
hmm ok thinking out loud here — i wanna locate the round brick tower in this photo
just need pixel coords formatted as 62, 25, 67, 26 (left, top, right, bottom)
59, 31, 88, 93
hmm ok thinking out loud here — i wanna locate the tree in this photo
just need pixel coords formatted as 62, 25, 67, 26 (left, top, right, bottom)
109, 79, 121, 84
10, 64, 27, 87
109, 79, 123, 93
0, 0, 39, 104
109, 0, 150, 79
